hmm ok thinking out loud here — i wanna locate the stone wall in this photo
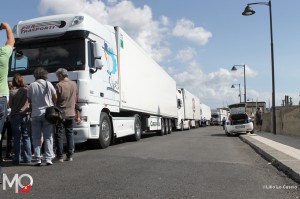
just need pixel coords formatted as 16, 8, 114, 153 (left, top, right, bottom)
261, 106, 300, 137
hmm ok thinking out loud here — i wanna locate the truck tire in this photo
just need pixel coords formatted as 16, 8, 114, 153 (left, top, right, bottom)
88, 112, 112, 149
168, 119, 172, 134
180, 120, 184, 131
132, 114, 142, 141
158, 118, 165, 136
164, 119, 168, 135
98, 112, 112, 149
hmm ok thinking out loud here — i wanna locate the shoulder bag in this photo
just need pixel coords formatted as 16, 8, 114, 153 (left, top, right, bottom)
44, 81, 65, 124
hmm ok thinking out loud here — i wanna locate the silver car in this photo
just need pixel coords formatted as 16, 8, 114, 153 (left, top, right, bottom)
225, 103, 254, 136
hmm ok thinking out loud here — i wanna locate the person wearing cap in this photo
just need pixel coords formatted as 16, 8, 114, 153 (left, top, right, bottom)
54, 68, 77, 162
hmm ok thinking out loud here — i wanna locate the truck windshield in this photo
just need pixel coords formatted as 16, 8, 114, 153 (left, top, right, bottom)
211, 114, 219, 118
9, 39, 85, 76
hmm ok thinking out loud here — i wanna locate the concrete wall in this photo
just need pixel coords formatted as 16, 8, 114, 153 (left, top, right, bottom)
261, 106, 300, 137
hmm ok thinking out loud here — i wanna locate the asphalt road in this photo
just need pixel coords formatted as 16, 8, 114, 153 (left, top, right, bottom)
1, 126, 299, 198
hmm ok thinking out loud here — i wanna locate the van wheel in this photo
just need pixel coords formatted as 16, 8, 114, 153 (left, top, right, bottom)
132, 114, 142, 141
250, 130, 254, 134
225, 129, 230, 137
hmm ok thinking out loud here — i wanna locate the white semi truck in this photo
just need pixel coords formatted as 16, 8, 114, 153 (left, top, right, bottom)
176, 88, 201, 130
10, 13, 178, 149
200, 103, 211, 126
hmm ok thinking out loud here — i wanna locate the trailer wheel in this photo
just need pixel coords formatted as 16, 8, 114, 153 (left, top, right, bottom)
180, 120, 184, 131
168, 119, 172, 134
132, 114, 142, 141
164, 119, 169, 135
158, 118, 165, 136
98, 112, 112, 149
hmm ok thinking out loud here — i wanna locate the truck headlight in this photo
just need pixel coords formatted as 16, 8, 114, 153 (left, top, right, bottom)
71, 16, 84, 26
80, 116, 88, 122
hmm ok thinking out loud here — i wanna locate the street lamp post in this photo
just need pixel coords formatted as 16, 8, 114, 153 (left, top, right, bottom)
231, 84, 241, 103
231, 64, 246, 103
242, 0, 276, 135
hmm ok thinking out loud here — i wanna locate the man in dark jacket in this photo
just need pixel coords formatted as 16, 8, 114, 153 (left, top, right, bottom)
54, 68, 77, 162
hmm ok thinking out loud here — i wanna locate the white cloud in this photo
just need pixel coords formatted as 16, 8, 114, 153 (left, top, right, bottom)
175, 47, 197, 62
106, 0, 118, 5
230, 64, 257, 79
172, 18, 212, 45
160, 16, 169, 26
172, 62, 259, 108
38, 0, 170, 62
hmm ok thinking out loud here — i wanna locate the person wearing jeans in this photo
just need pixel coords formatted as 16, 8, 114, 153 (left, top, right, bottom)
10, 114, 31, 164
55, 117, 74, 161
31, 116, 53, 164
9, 74, 32, 165
0, 22, 14, 178
0, 97, 8, 164
54, 68, 77, 162
0, 118, 13, 160
28, 68, 57, 166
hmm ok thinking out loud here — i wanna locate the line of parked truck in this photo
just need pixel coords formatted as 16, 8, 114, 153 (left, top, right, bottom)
9, 13, 213, 149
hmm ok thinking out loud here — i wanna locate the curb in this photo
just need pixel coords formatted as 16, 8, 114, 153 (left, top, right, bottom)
239, 135, 300, 184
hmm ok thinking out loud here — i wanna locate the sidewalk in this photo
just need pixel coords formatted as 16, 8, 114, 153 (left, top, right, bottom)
239, 131, 300, 184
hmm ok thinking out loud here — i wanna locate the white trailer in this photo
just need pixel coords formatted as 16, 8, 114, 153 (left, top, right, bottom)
211, 109, 228, 126
176, 88, 200, 130
200, 103, 211, 126
10, 13, 178, 149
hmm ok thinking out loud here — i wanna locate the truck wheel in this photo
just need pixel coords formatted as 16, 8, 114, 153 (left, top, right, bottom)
132, 114, 142, 141
158, 118, 165, 136
98, 112, 112, 149
164, 119, 168, 135
180, 121, 184, 131
168, 119, 172, 134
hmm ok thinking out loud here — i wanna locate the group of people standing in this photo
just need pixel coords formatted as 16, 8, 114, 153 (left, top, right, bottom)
0, 23, 79, 168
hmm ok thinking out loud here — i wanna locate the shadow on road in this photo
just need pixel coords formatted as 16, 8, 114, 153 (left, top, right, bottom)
210, 133, 239, 137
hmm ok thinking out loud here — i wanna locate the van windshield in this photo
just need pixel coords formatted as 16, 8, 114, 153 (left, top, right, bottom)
9, 39, 85, 76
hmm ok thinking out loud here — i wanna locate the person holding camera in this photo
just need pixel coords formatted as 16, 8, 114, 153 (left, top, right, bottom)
0, 22, 14, 183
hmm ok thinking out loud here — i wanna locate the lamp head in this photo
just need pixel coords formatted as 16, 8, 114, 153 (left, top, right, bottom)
231, 66, 237, 71
231, 85, 235, 88
242, 5, 256, 16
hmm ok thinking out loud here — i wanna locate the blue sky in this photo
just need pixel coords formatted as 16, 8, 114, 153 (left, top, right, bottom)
1, 0, 299, 109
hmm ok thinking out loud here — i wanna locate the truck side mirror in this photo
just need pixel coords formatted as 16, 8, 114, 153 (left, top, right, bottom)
94, 43, 104, 70
95, 59, 104, 70
15, 50, 24, 60
177, 99, 182, 108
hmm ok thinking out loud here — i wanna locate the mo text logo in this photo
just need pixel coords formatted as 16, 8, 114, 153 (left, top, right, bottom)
3, 173, 33, 194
